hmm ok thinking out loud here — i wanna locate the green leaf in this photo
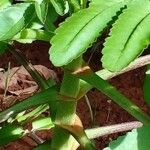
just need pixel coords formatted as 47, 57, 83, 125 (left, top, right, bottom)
0, 123, 24, 145
43, 3, 58, 31
90, 0, 128, 6
0, 0, 12, 10
35, 0, 49, 23
14, 105, 49, 123
0, 87, 60, 123
35, 0, 58, 31
102, 0, 150, 72
49, 0, 66, 16
68, 0, 81, 12
13, 28, 53, 43
32, 117, 54, 131
0, 42, 7, 55
0, 3, 35, 41
24, 16, 44, 29
49, 0, 127, 67
143, 65, 150, 107
104, 126, 150, 150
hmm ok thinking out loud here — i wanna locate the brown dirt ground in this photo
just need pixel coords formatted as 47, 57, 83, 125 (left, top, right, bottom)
0, 41, 149, 150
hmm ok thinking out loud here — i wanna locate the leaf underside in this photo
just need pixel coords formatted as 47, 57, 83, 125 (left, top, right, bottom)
49, 0, 128, 67
102, 0, 150, 72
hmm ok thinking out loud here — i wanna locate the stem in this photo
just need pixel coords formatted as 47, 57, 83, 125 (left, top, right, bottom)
79, 54, 150, 98
50, 58, 82, 150
73, 67, 150, 125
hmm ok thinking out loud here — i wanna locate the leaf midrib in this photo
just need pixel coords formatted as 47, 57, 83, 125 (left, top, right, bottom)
55, 2, 124, 53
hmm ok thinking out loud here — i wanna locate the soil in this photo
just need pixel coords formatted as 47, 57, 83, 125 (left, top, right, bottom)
0, 41, 149, 150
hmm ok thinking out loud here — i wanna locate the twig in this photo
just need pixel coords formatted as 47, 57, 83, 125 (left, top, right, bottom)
106, 100, 112, 123
29, 132, 44, 144
8, 47, 49, 89
78, 54, 150, 98
98, 54, 150, 80
87, 42, 100, 64
2, 63, 11, 110
73, 121, 143, 149
85, 95, 94, 123
3, 63, 11, 99
86, 121, 143, 139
